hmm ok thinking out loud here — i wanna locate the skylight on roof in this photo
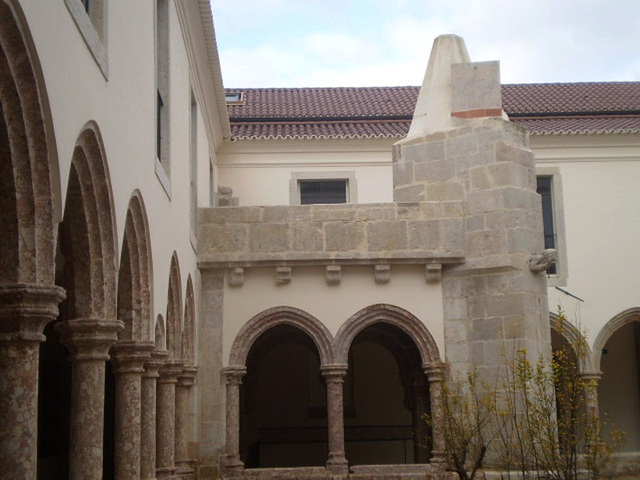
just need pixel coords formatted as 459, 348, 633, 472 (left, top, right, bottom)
225, 92, 244, 104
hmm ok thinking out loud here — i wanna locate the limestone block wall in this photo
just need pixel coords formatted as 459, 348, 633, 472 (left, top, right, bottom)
198, 202, 465, 267
393, 117, 551, 379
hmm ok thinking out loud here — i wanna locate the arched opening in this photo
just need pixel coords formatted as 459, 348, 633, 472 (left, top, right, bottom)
598, 317, 640, 451
241, 324, 327, 468
345, 323, 429, 466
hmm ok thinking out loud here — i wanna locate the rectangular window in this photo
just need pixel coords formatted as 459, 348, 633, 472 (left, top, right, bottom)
155, 0, 170, 178
189, 91, 197, 245
299, 180, 347, 205
537, 175, 557, 275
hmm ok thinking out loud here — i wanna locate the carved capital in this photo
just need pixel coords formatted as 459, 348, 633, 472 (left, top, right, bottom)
222, 366, 246, 385
111, 340, 155, 374
158, 359, 185, 383
144, 349, 169, 378
423, 362, 446, 382
56, 317, 124, 361
0, 283, 66, 342
178, 365, 198, 387
320, 364, 349, 383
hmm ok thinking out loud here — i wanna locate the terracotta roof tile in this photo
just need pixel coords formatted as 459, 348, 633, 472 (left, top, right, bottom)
226, 83, 640, 139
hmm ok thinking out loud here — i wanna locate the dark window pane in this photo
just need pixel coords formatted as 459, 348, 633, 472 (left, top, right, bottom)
300, 180, 347, 205
537, 176, 557, 274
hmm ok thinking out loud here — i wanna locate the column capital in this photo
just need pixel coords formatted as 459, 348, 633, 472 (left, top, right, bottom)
111, 340, 155, 374
320, 364, 349, 381
222, 366, 247, 385
178, 365, 198, 387
57, 317, 124, 361
0, 283, 65, 342
158, 359, 184, 383
144, 349, 169, 378
579, 371, 603, 382
423, 362, 446, 381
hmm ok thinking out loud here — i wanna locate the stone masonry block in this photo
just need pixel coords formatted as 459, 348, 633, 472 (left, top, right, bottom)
311, 205, 356, 222
445, 133, 478, 156
442, 201, 464, 217
393, 160, 414, 187
414, 158, 456, 183
444, 319, 469, 343
291, 222, 324, 252
367, 221, 408, 251
466, 229, 507, 257
394, 184, 426, 203
325, 222, 365, 251
451, 61, 502, 113
495, 141, 535, 167
507, 228, 543, 254
466, 189, 503, 215
454, 150, 496, 174
440, 218, 465, 251
262, 205, 311, 223
466, 214, 485, 232
471, 163, 534, 191
419, 202, 443, 219
396, 203, 421, 219
356, 206, 397, 221
485, 293, 525, 317
249, 223, 291, 252
200, 206, 261, 224
407, 220, 441, 250
402, 140, 445, 163
425, 182, 464, 202
200, 224, 248, 253
502, 188, 540, 211
470, 317, 503, 341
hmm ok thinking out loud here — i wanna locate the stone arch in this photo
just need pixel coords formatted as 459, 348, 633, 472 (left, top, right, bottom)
59, 121, 117, 319
549, 312, 592, 372
592, 307, 640, 372
228, 306, 334, 367
335, 304, 441, 366
183, 274, 196, 365
166, 252, 183, 358
0, 0, 61, 285
117, 191, 153, 341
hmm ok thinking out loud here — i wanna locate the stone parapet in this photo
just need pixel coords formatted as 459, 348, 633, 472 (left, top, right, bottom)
198, 202, 465, 268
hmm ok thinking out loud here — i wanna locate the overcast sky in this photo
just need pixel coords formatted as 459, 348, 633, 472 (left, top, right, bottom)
211, 0, 640, 89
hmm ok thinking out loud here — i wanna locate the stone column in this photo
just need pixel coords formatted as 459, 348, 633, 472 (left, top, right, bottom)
57, 317, 124, 480
175, 365, 197, 475
424, 364, 446, 470
411, 371, 431, 463
141, 350, 168, 480
0, 284, 65, 480
156, 359, 184, 479
111, 340, 155, 480
222, 366, 246, 476
321, 364, 349, 474
581, 372, 602, 441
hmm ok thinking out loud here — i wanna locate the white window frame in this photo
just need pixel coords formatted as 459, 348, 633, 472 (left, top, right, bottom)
289, 171, 357, 206
65, 0, 108, 79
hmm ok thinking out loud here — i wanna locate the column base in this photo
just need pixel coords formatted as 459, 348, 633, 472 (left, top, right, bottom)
221, 455, 244, 477
326, 454, 349, 474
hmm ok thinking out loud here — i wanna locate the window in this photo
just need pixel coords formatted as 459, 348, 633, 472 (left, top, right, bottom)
537, 176, 556, 274
189, 91, 198, 247
299, 180, 347, 205
64, 0, 108, 77
154, 0, 171, 196
290, 171, 357, 205
225, 92, 245, 104
536, 168, 567, 284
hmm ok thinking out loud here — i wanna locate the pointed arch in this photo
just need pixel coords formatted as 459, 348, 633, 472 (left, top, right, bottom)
228, 306, 334, 367
0, 0, 60, 285
549, 311, 592, 372
155, 314, 166, 351
117, 191, 153, 341
59, 121, 117, 319
593, 307, 640, 372
335, 304, 441, 366
183, 274, 196, 365
166, 252, 183, 358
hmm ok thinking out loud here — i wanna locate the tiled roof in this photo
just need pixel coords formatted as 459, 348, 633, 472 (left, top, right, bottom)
226, 83, 640, 140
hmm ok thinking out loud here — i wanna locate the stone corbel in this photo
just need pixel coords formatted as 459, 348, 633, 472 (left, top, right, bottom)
228, 267, 244, 287
425, 263, 442, 283
374, 264, 391, 284
326, 265, 342, 285
275, 266, 291, 285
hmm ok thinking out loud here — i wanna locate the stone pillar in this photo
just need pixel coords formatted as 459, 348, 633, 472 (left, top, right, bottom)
222, 366, 246, 476
581, 372, 602, 439
57, 317, 124, 480
321, 364, 349, 474
411, 371, 431, 463
175, 365, 197, 475
156, 359, 184, 479
424, 364, 446, 470
0, 284, 65, 480
141, 350, 168, 480
111, 340, 155, 480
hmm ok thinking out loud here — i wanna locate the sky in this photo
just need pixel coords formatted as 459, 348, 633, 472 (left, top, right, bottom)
210, 0, 640, 89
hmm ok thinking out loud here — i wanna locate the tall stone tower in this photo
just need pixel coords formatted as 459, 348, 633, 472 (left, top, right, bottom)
394, 34, 552, 381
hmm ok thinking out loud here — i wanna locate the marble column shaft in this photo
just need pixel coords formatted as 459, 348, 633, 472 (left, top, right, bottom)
424, 363, 446, 468
57, 317, 124, 480
141, 350, 168, 480
111, 341, 155, 480
222, 366, 246, 476
321, 364, 349, 474
0, 284, 65, 480
156, 359, 184, 479
175, 366, 197, 474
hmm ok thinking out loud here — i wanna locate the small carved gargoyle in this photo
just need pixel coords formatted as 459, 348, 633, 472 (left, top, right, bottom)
529, 248, 558, 273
